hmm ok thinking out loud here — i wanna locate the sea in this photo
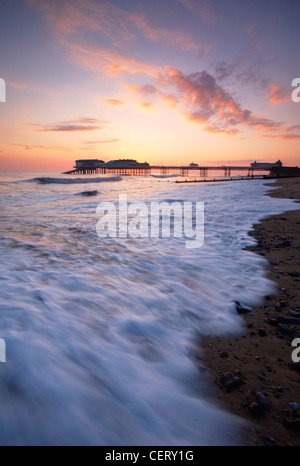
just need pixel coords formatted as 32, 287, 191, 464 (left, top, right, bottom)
0, 172, 298, 446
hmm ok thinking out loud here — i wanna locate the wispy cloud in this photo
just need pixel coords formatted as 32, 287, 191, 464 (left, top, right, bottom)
262, 125, 300, 140
85, 139, 120, 144
246, 24, 256, 37
177, 0, 215, 21
215, 54, 273, 90
128, 83, 178, 107
26, 0, 213, 84
29, 117, 106, 132
7, 81, 28, 90
128, 12, 198, 51
102, 99, 124, 106
10, 143, 72, 151
61, 41, 162, 77
11, 143, 45, 150
267, 83, 290, 104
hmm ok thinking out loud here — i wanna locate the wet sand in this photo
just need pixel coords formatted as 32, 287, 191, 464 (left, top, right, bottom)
202, 178, 300, 446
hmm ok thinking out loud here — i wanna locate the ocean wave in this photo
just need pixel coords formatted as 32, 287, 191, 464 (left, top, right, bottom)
150, 174, 178, 179
29, 176, 122, 185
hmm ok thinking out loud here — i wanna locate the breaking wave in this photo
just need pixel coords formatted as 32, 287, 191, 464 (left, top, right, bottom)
29, 176, 123, 184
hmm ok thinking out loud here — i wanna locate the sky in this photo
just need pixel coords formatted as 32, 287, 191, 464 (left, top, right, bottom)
0, 0, 299, 172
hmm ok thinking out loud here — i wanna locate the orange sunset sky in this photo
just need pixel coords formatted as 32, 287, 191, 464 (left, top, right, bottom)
0, 0, 299, 172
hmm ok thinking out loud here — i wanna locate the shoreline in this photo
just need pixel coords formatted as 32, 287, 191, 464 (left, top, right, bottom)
202, 178, 300, 446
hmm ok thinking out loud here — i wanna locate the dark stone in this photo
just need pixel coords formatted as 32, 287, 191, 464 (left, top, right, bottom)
223, 372, 234, 383
265, 317, 278, 326
233, 300, 252, 315
220, 351, 229, 358
278, 324, 295, 335
277, 315, 300, 325
288, 402, 300, 413
258, 328, 267, 337
249, 402, 264, 416
256, 392, 271, 411
264, 436, 277, 447
283, 418, 300, 431
222, 372, 243, 392
277, 333, 288, 340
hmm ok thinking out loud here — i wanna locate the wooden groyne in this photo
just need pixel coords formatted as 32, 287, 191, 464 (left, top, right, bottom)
175, 174, 300, 184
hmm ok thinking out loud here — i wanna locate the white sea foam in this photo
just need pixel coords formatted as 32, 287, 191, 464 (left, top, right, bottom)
0, 175, 298, 445
30, 176, 123, 184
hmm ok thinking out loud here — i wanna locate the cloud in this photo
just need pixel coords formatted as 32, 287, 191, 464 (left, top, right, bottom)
215, 55, 273, 90
177, 0, 215, 21
246, 24, 256, 37
127, 12, 198, 51
267, 83, 290, 104
140, 102, 153, 109
11, 143, 45, 150
287, 125, 300, 132
10, 143, 72, 151
61, 41, 161, 77
7, 81, 28, 90
158, 68, 282, 134
127, 67, 283, 135
262, 125, 300, 140
128, 83, 178, 107
198, 42, 216, 58
30, 117, 106, 132
25, 0, 202, 83
85, 139, 120, 144
102, 99, 124, 106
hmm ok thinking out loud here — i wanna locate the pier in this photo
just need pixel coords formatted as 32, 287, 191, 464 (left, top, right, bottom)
63, 159, 300, 178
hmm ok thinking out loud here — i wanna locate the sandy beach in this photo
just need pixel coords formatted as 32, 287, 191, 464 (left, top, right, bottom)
203, 178, 300, 446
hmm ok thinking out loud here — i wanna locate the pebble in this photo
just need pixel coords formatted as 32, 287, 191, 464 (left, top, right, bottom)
278, 324, 295, 335
264, 436, 277, 447
249, 402, 264, 416
277, 315, 300, 325
256, 392, 271, 411
283, 418, 300, 431
233, 300, 252, 315
265, 317, 278, 326
288, 402, 300, 413
223, 372, 243, 392
258, 328, 267, 337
